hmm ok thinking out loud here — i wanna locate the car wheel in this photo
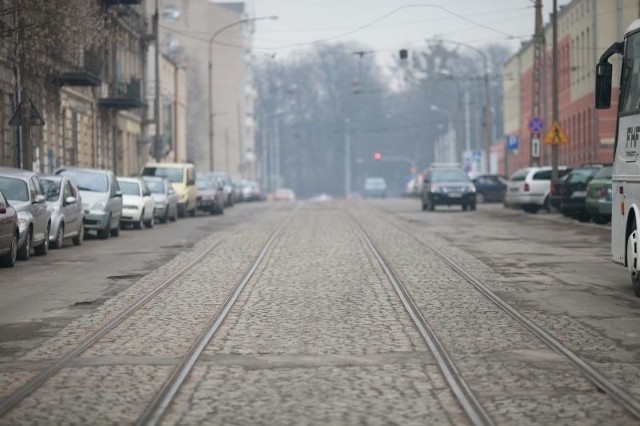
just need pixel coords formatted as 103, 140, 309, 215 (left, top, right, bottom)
0, 232, 17, 267
189, 207, 196, 217
134, 212, 144, 229
171, 207, 178, 222
470, 201, 476, 211
161, 209, 169, 224
34, 225, 49, 255
462, 204, 468, 211
627, 228, 640, 297
543, 196, 551, 213
110, 219, 120, 237
523, 205, 539, 214
476, 193, 485, 203
145, 214, 155, 228
52, 223, 64, 249
17, 228, 31, 260
72, 222, 84, 246
98, 216, 111, 239
178, 204, 186, 218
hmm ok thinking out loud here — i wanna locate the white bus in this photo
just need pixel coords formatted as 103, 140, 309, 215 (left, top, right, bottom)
596, 19, 640, 296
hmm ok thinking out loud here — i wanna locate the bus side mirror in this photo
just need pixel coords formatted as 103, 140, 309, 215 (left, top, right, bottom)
595, 63, 613, 109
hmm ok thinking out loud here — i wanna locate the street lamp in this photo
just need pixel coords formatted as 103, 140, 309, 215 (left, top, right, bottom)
430, 105, 456, 163
208, 15, 278, 172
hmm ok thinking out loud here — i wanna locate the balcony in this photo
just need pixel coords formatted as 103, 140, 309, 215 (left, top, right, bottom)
99, 80, 146, 110
51, 50, 102, 87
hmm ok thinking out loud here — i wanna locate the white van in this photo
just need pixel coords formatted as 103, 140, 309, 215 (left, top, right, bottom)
141, 162, 197, 218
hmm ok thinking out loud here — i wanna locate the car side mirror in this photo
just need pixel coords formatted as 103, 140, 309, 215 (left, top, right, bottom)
595, 62, 613, 109
64, 196, 76, 206
34, 194, 46, 204
187, 178, 195, 186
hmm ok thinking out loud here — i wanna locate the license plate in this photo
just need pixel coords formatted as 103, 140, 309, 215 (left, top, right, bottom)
448, 193, 461, 198
571, 191, 586, 198
510, 188, 519, 192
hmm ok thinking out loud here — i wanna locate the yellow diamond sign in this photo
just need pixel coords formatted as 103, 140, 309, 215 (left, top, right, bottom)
544, 121, 569, 145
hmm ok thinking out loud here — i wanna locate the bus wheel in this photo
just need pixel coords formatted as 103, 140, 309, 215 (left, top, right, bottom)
627, 229, 640, 297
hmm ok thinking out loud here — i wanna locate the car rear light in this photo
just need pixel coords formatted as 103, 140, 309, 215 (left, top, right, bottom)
599, 187, 607, 198
524, 183, 530, 192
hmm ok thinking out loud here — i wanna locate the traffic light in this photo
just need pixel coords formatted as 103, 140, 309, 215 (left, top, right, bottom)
399, 49, 408, 60
373, 152, 382, 161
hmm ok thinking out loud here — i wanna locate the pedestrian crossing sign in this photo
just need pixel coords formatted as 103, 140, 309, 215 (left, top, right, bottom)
544, 121, 569, 145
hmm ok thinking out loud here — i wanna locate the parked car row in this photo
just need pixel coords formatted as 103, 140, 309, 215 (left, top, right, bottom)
504, 164, 613, 225
0, 163, 266, 268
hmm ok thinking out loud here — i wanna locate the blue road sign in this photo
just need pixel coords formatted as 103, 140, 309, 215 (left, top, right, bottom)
506, 135, 520, 151
528, 117, 544, 134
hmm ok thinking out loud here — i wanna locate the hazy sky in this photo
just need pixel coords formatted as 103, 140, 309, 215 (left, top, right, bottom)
248, 0, 571, 58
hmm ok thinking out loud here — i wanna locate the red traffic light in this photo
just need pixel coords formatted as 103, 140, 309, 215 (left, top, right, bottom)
373, 152, 382, 161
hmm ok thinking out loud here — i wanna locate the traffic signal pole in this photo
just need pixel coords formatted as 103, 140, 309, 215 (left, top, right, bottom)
551, 0, 559, 184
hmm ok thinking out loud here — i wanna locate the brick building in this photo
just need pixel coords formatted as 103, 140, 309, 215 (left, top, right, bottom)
499, 0, 639, 176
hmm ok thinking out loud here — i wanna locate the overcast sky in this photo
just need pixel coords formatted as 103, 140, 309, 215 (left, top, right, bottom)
247, 0, 571, 58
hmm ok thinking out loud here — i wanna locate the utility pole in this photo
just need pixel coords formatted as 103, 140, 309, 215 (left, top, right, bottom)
153, 0, 162, 162
551, 0, 559, 183
530, 0, 544, 167
13, 0, 23, 169
344, 118, 351, 198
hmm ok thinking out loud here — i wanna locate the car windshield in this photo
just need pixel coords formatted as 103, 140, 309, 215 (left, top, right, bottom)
197, 179, 217, 190
41, 179, 62, 201
594, 166, 613, 180
144, 179, 165, 194
431, 169, 469, 183
143, 167, 183, 183
509, 169, 529, 182
567, 168, 600, 184
0, 176, 28, 202
59, 170, 108, 192
119, 181, 140, 195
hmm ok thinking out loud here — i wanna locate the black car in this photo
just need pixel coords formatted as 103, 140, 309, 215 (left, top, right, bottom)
472, 174, 507, 203
560, 164, 609, 222
421, 166, 476, 211
549, 168, 573, 211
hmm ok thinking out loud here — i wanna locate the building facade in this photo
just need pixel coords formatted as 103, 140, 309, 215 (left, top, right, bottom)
500, 0, 638, 176
156, 0, 256, 178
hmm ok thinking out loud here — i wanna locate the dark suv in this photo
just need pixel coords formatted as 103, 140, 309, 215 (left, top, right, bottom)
560, 164, 611, 222
421, 166, 476, 211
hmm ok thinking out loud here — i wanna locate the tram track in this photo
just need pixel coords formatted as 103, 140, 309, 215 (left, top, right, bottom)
0, 208, 295, 423
359, 206, 640, 421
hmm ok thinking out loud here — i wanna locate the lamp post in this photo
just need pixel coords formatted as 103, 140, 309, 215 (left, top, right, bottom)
430, 105, 456, 163
208, 15, 277, 172
432, 40, 491, 172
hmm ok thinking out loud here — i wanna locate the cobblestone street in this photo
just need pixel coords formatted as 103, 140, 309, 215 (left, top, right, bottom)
1, 199, 639, 425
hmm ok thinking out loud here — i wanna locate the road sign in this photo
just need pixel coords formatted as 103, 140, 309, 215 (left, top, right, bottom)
528, 116, 544, 134
532, 137, 540, 157
506, 135, 519, 151
544, 121, 569, 145
8, 100, 45, 127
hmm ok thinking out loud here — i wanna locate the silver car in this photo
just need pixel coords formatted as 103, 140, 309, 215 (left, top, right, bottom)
141, 176, 178, 223
0, 167, 51, 260
41, 175, 85, 249
55, 167, 123, 239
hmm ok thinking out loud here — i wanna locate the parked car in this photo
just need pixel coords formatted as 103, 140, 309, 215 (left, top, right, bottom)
141, 162, 197, 218
196, 175, 224, 215
0, 188, 18, 267
549, 169, 573, 211
504, 166, 567, 213
472, 174, 507, 203
117, 177, 155, 229
0, 167, 51, 259
55, 167, 122, 239
239, 179, 264, 202
364, 177, 387, 198
208, 172, 236, 207
41, 175, 84, 249
560, 164, 609, 222
141, 176, 178, 223
585, 165, 613, 224
421, 166, 476, 211
272, 187, 296, 201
